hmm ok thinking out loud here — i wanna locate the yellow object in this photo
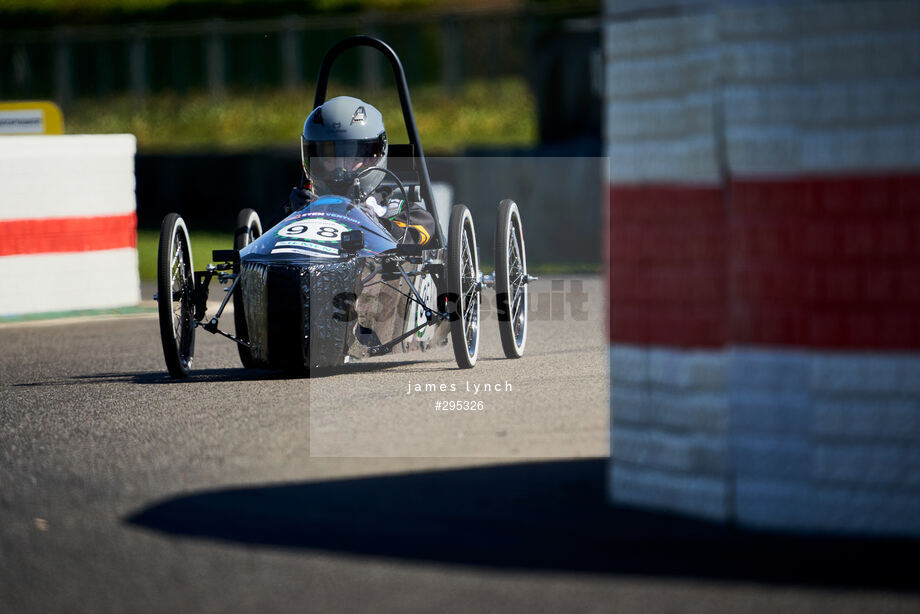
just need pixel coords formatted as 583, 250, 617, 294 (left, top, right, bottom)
392, 219, 431, 246
0, 101, 64, 135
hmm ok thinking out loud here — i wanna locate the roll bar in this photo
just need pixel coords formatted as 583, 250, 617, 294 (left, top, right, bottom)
313, 35, 444, 247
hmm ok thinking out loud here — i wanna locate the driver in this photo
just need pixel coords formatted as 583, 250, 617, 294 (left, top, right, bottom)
286, 96, 435, 246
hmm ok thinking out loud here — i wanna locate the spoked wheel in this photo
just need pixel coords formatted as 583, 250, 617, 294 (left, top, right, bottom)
157, 213, 196, 378
447, 205, 481, 369
232, 208, 262, 368
494, 199, 528, 358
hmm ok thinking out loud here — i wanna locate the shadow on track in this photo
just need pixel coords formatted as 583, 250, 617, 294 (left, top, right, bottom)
126, 459, 920, 591
12, 360, 424, 387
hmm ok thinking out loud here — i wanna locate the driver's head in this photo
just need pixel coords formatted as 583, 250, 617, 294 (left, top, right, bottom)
301, 96, 387, 196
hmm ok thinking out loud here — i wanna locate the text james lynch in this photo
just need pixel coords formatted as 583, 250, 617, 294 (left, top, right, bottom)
406, 380, 513, 395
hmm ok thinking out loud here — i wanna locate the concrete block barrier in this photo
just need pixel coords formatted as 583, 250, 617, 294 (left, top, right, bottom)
605, 0, 920, 536
0, 135, 140, 316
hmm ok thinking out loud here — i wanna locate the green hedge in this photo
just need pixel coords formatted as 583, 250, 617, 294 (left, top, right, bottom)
68, 78, 537, 152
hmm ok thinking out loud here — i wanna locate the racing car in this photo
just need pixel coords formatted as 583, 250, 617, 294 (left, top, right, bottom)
155, 35, 532, 377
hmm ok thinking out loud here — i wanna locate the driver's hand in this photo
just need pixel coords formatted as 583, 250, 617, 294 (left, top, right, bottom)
362, 195, 387, 218
288, 187, 317, 212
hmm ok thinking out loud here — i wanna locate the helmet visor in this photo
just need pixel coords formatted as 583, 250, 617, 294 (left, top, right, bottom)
302, 136, 386, 189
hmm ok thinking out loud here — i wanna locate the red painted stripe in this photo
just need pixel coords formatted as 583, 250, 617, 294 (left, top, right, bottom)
0, 213, 137, 257
609, 185, 727, 347
608, 173, 920, 350
729, 174, 920, 350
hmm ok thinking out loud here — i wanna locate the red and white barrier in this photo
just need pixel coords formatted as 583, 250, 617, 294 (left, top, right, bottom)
0, 135, 140, 316
606, 0, 920, 535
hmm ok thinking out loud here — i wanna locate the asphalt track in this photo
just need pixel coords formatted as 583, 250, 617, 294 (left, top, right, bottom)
1, 276, 918, 613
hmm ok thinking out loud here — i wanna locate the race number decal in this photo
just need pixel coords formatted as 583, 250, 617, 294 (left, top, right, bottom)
415, 275, 436, 340
403, 274, 436, 351
278, 219, 350, 243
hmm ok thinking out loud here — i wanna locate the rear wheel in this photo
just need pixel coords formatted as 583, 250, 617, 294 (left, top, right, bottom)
233, 208, 262, 368
447, 205, 481, 369
494, 199, 528, 358
157, 213, 196, 378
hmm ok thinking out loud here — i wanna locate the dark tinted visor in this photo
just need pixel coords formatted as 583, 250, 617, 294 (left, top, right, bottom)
304, 138, 385, 160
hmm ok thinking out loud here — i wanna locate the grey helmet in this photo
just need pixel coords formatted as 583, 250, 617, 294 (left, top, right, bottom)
301, 96, 388, 196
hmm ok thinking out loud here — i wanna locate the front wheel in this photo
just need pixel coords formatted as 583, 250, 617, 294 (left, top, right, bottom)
447, 205, 481, 369
157, 213, 196, 378
233, 208, 262, 368
494, 199, 528, 358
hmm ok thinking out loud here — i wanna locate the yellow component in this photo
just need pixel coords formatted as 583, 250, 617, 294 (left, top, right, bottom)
392, 219, 431, 246
0, 101, 64, 135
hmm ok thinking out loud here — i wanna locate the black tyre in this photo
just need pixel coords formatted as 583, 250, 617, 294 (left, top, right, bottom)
157, 213, 196, 378
494, 199, 528, 358
447, 205, 481, 369
233, 208, 262, 368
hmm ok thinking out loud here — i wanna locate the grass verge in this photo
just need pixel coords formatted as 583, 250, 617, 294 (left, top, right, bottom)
69, 78, 537, 153
138, 229, 233, 281
0, 305, 156, 324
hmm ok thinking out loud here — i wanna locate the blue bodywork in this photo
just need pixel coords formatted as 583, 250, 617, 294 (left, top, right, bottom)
240, 196, 397, 263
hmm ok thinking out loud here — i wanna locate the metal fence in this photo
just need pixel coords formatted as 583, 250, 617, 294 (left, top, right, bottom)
0, 5, 592, 107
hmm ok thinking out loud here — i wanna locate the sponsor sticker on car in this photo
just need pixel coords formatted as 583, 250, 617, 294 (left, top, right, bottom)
303, 211, 352, 222
302, 242, 340, 254
271, 246, 338, 258
274, 241, 340, 254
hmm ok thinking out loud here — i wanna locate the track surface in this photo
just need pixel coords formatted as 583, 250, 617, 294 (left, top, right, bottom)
1, 276, 917, 613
